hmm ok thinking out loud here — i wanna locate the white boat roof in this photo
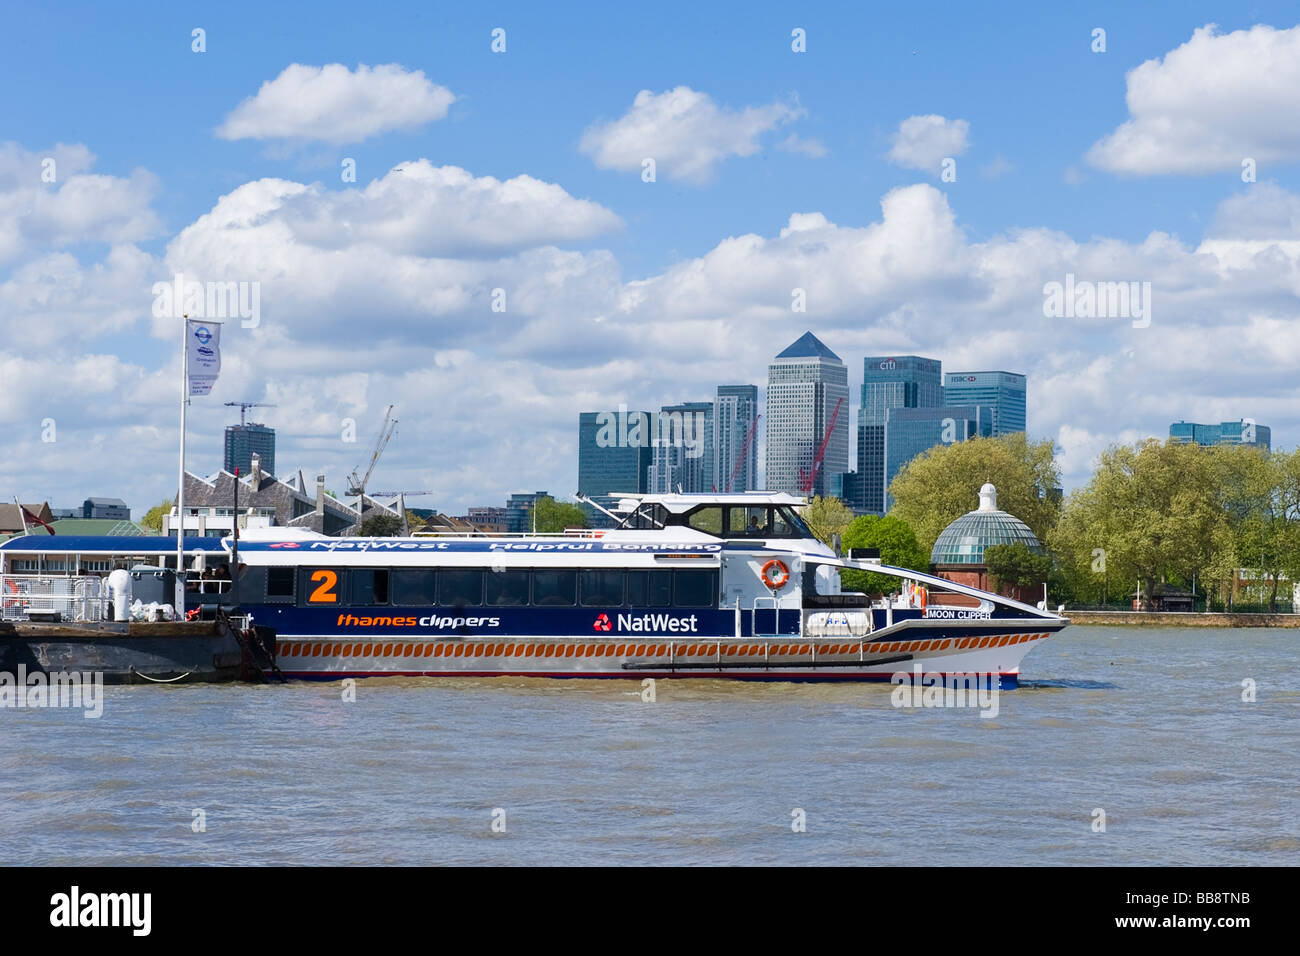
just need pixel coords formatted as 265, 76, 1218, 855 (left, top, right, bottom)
612, 492, 806, 514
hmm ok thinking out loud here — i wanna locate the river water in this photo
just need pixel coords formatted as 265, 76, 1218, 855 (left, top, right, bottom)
2, 625, 1296, 866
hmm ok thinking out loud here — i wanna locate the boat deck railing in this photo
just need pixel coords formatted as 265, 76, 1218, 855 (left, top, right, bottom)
0, 574, 108, 623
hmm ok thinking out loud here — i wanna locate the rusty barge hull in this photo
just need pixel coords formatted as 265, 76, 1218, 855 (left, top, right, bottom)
0, 620, 246, 684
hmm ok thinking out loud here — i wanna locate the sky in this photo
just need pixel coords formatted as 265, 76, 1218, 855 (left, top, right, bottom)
3, 0, 1300, 516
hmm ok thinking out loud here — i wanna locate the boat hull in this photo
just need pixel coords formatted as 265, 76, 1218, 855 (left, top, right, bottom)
273, 624, 1063, 684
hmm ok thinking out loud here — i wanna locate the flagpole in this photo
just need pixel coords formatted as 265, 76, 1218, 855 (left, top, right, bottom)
177, 314, 188, 615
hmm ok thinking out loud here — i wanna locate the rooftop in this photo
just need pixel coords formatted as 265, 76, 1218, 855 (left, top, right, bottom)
774, 331, 841, 362
930, 483, 1044, 565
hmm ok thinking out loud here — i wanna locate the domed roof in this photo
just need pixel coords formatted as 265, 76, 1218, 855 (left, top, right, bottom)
930, 483, 1044, 565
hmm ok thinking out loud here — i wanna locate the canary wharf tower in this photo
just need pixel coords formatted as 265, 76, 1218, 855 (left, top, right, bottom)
764, 332, 849, 496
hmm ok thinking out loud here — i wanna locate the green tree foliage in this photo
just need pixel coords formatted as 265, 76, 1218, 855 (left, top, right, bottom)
984, 542, 1052, 590
888, 433, 1061, 554
359, 513, 402, 536
1049, 439, 1222, 602
798, 496, 854, 547
531, 496, 588, 533
840, 515, 929, 595
1206, 446, 1300, 611
140, 499, 172, 533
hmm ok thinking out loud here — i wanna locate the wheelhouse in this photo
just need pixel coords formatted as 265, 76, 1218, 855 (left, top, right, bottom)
610, 492, 816, 540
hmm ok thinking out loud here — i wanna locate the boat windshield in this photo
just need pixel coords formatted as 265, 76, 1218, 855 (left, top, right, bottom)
676, 504, 817, 539
618, 503, 668, 530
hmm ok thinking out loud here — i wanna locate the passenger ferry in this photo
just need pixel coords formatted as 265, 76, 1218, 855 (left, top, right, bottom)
218, 492, 1068, 685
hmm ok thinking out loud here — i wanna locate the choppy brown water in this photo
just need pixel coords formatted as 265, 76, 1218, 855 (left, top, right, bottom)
2, 626, 1296, 865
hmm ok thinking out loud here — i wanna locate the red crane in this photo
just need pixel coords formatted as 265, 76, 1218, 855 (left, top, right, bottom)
723, 414, 760, 493
798, 396, 845, 495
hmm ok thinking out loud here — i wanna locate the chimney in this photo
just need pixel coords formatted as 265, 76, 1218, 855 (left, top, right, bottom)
250, 453, 262, 487
316, 474, 326, 517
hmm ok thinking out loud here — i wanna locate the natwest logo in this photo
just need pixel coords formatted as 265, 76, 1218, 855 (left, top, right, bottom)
592, 613, 612, 632
616, 612, 699, 633
269, 542, 301, 549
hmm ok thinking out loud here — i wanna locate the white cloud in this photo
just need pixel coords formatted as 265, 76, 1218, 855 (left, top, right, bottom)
0, 142, 160, 264
579, 86, 802, 183
216, 63, 455, 144
776, 134, 828, 158
8, 142, 1300, 514
1086, 24, 1300, 175
887, 114, 970, 171
276, 161, 622, 257
1208, 182, 1300, 238
979, 156, 1014, 179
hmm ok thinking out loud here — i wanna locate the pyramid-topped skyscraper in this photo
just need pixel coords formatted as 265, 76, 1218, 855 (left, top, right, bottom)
765, 331, 849, 497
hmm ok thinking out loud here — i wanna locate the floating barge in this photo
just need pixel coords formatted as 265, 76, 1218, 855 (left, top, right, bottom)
0, 535, 278, 684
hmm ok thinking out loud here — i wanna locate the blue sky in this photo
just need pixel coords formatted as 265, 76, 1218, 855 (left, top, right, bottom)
3, 1, 1299, 515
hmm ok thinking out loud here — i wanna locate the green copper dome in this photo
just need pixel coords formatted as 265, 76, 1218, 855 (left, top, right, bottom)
930, 483, 1044, 565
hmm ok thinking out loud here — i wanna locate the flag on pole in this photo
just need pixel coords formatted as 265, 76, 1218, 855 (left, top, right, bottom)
186, 318, 222, 396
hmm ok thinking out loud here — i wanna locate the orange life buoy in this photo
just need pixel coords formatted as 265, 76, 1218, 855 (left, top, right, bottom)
760, 559, 790, 590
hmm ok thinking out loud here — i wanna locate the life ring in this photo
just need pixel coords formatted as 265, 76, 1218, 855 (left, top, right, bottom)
760, 559, 790, 590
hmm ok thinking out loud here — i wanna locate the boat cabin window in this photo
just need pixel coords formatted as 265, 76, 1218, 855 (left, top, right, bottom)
533, 569, 577, 606
676, 504, 815, 539
625, 570, 672, 607
579, 570, 624, 606
686, 506, 724, 535
351, 568, 390, 605
269, 565, 715, 609
727, 506, 770, 536
300, 568, 344, 604
672, 569, 716, 607
266, 566, 295, 602
439, 569, 483, 607
392, 569, 437, 605
620, 503, 669, 530
484, 569, 530, 606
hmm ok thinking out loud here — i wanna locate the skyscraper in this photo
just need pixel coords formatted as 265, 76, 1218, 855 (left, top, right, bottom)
646, 401, 714, 493
944, 371, 1027, 435
713, 385, 759, 492
578, 409, 653, 525
224, 423, 275, 477
1169, 420, 1271, 450
765, 332, 849, 497
852, 356, 943, 513
884, 405, 994, 510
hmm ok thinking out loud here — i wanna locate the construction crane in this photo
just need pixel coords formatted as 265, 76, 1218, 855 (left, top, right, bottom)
798, 397, 845, 496
347, 405, 398, 498
224, 401, 278, 426
366, 491, 434, 498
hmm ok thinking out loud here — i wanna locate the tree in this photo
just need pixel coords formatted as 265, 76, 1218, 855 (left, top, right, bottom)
984, 542, 1052, 591
840, 515, 929, 596
140, 499, 172, 533
530, 496, 588, 533
1208, 445, 1300, 612
359, 513, 402, 536
798, 496, 854, 547
1048, 439, 1222, 604
888, 433, 1061, 554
